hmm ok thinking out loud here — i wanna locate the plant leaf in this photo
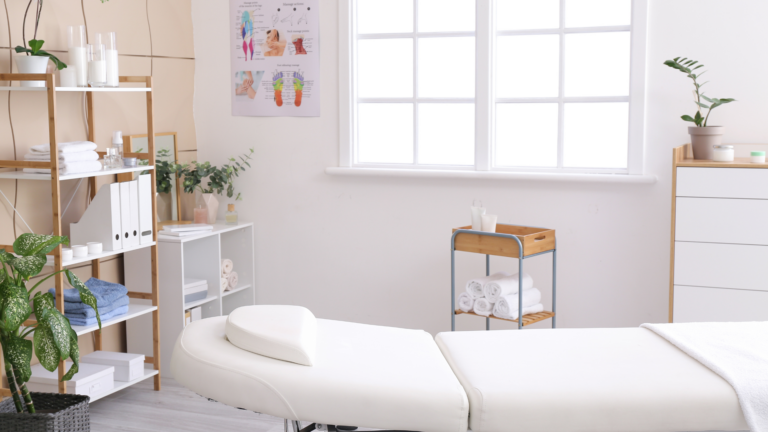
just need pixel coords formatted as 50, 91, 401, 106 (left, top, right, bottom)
696, 102, 710, 109
62, 328, 80, 381
13, 234, 68, 256
28, 39, 44, 54
33, 321, 60, 371
681, 115, 696, 123
10, 255, 47, 279
0, 249, 15, 264
0, 284, 31, 333
5, 336, 33, 383
66, 271, 101, 329
33, 293, 71, 361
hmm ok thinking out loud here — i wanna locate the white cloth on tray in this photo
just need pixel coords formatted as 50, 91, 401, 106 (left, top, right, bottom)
491, 288, 542, 319
465, 272, 510, 299
30, 141, 98, 154
483, 273, 534, 303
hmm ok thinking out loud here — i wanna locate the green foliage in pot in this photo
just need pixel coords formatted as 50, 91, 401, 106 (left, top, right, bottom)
663, 57, 735, 127
179, 148, 254, 200
0, 234, 101, 414
14, 1, 66, 70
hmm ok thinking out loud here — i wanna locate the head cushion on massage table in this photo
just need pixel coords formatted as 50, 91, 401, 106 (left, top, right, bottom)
226, 305, 317, 366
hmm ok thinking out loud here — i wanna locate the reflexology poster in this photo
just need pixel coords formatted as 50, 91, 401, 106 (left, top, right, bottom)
230, 0, 319, 117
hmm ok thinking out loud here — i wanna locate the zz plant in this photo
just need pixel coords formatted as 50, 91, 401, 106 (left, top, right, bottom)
663, 57, 735, 127
0, 234, 101, 414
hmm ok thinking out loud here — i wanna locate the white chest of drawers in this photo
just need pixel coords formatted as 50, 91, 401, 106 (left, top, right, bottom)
670, 145, 768, 323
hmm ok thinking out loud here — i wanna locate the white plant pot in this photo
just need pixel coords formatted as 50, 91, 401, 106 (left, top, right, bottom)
689, 126, 724, 160
15, 55, 49, 87
202, 193, 219, 224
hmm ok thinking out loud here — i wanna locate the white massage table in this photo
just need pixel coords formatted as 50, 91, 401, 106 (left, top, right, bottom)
172, 316, 748, 432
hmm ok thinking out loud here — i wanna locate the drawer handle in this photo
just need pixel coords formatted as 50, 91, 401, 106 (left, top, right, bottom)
534, 236, 546, 241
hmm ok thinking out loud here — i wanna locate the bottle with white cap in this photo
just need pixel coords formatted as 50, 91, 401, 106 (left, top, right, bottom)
112, 131, 123, 166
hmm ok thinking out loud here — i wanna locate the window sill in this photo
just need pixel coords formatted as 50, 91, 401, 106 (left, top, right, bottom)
325, 167, 657, 184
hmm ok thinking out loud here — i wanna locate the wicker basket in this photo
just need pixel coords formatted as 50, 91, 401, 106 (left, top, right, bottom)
0, 392, 90, 432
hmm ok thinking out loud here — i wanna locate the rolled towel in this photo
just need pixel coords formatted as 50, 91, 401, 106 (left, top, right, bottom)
30, 141, 98, 154
226, 271, 238, 290
473, 298, 493, 317
492, 288, 542, 319
483, 272, 534, 303
24, 151, 100, 163
466, 271, 510, 299
493, 303, 544, 321
221, 258, 234, 275
457, 292, 474, 313
220, 277, 229, 293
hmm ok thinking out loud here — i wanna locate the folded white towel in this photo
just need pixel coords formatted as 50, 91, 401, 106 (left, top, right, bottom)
24, 151, 100, 163
30, 141, 98, 154
221, 258, 234, 275
226, 271, 238, 290
473, 298, 493, 317
220, 277, 229, 293
22, 168, 50, 174
494, 303, 544, 320
24, 160, 103, 175
483, 272, 534, 303
457, 292, 474, 313
466, 272, 510, 299
492, 288, 542, 319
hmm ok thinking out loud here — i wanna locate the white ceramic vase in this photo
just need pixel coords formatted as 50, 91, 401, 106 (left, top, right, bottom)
689, 126, 724, 160
202, 193, 219, 224
15, 55, 49, 87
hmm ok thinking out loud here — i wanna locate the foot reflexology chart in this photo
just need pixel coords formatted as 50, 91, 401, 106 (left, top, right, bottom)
230, 0, 319, 117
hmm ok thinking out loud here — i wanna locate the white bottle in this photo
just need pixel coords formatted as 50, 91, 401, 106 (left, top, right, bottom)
67, 25, 87, 87
103, 32, 119, 87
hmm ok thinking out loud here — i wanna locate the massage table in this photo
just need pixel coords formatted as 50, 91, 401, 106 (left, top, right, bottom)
171, 310, 748, 432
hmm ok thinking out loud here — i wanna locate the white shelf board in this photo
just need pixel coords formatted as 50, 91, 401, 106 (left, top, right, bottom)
158, 222, 254, 243
71, 303, 157, 336
222, 284, 251, 297
89, 367, 159, 403
46, 242, 156, 267
0, 165, 153, 181
0, 86, 150, 92
184, 294, 218, 309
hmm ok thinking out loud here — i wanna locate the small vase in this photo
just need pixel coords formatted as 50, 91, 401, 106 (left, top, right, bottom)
15, 55, 50, 87
194, 193, 208, 224
202, 193, 219, 224
689, 126, 724, 160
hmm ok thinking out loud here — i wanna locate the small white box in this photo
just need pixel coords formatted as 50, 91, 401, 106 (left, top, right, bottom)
27, 362, 114, 397
190, 306, 202, 322
81, 351, 146, 382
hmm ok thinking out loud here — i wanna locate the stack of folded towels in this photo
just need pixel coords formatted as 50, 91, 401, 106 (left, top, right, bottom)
23, 141, 102, 175
48, 278, 129, 326
458, 271, 544, 320
221, 258, 238, 292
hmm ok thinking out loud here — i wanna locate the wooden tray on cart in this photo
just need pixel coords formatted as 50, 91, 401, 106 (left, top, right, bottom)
452, 224, 555, 258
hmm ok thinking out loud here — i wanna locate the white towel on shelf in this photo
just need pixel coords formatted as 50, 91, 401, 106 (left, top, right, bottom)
226, 271, 238, 290
30, 141, 98, 154
24, 151, 100, 163
492, 288, 542, 319
494, 303, 544, 320
457, 292, 474, 313
483, 272, 534, 303
221, 259, 234, 275
473, 298, 493, 317
22, 168, 50, 174
220, 278, 229, 293
24, 160, 102, 175
466, 271, 510, 299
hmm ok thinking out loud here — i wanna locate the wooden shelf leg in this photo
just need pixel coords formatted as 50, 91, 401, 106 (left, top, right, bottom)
146, 77, 162, 392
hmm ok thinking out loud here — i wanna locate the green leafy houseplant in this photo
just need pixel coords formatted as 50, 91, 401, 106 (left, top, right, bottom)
14, 0, 66, 70
0, 234, 101, 414
179, 148, 254, 200
663, 57, 735, 127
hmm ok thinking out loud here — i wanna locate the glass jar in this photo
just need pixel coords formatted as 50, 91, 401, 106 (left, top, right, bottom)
194, 193, 208, 224
712, 145, 734, 162
225, 204, 238, 225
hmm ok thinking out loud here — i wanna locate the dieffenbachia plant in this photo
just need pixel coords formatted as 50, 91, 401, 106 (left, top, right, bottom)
0, 234, 101, 414
663, 57, 735, 127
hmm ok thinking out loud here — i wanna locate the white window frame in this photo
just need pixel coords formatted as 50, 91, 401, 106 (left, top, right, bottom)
339, 0, 649, 176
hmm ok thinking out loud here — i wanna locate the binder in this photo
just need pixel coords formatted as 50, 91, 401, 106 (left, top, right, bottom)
138, 174, 153, 244
119, 182, 131, 247
128, 180, 140, 247
70, 182, 122, 251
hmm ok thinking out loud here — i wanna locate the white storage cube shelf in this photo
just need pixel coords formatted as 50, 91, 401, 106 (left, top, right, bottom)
28, 363, 114, 397
125, 223, 255, 378
81, 351, 146, 382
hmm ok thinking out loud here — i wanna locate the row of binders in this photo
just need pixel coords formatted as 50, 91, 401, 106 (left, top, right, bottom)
71, 174, 153, 251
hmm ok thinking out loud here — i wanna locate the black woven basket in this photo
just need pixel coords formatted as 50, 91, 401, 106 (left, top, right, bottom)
0, 392, 90, 432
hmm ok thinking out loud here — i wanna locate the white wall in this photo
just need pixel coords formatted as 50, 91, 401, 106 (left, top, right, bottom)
190, 0, 768, 335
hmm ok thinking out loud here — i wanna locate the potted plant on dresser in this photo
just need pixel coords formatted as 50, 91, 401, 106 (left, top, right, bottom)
0, 234, 101, 431
14, 0, 67, 87
664, 57, 736, 160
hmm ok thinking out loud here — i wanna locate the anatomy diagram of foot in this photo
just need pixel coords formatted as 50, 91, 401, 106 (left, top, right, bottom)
272, 71, 284, 107
293, 71, 305, 107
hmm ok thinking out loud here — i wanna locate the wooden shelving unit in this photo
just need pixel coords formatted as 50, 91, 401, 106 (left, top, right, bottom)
0, 73, 162, 398
451, 224, 557, 330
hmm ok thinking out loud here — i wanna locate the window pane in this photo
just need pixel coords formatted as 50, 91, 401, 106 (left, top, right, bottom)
497, 0, 559, 31
418, 37, 475, 98
565, 32, 629, 97
418, 103, 475, 165
496, 35, 559, 98
418, 0, 475, 32
563, 102, 628, 168
358, 104, 414, 163
496, 103, 558, 167
358, 39, 413, 98
358, 0, 413, 34
565, 0, 631, 27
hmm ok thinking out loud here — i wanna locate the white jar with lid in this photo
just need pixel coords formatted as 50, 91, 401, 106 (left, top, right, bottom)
713, 145, 734, 162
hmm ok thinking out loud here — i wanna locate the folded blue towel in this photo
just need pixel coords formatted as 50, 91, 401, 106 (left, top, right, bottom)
66, 304, 129, 327
64, 295, 129, 318
48, 278, 128, 306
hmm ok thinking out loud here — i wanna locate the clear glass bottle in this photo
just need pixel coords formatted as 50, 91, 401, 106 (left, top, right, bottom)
225, 204, 238, 225
103, 32, 119, 87
87, 36, 107, 87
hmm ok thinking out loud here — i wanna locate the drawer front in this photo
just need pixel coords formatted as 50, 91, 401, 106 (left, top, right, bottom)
676, 197, 768, 245
673, 285, 768, 323
674, 242, 768, 291
677, 167, 768, 199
